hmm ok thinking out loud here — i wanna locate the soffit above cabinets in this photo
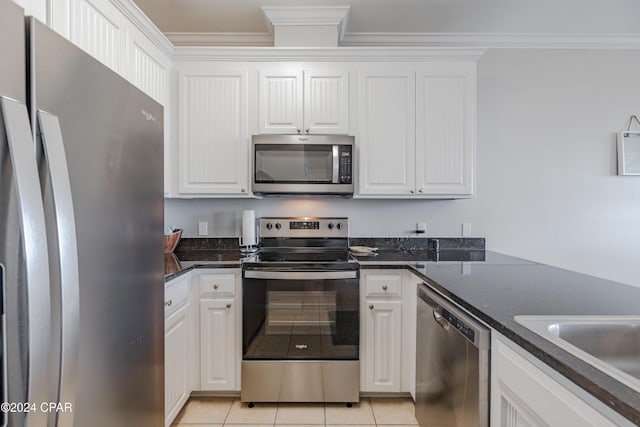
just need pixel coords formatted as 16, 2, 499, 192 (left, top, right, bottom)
131, 0, 640, 48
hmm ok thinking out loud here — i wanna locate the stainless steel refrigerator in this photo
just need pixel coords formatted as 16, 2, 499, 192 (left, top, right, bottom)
0, 1, 164, 426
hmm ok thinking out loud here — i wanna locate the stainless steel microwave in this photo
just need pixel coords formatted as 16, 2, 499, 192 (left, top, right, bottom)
252, 134, 354, 196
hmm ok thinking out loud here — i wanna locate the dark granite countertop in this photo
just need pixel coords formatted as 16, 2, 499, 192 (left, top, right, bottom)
163, 245, 640, 422
164, 250, 244, 281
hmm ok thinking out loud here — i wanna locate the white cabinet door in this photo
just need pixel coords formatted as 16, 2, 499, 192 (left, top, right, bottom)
357, 69, 415, 195
11, 0, 47, 22
259, 68, 303, 134
127, 27, 170, 106
200, 298, 238, 390
363, 299, 402, 392
259, 67, 349, 135
64, 0, 127, 76
491, 334, 619, 427
303, 69, 349, 134
178, 65, 250, 195
165, 303, 190, 427
416, 62, 475, 196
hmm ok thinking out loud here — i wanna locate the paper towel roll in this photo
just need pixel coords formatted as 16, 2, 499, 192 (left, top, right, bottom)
241, 210, 256, 246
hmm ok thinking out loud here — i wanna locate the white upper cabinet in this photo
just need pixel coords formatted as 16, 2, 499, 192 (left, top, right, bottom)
416, 63, 475, 196
127, 27, 170, 106
357, 62, 476, 198
38, 0, 173, 106
178, 64, 250, 195
11, 0, 47, 22
63, 0, 128, 76
259, 66, 349, 134
358, 69, 416, 195
259, 68, 303, 134
304, 68, 349, 134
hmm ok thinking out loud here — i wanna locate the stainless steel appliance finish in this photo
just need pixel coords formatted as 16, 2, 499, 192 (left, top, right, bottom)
416, 283, 490, 427
242, 360, 359, 403
252, 134, 354, 195
242, 217, 360, 403
0, 4, 164, 425
515, 315, 640, 392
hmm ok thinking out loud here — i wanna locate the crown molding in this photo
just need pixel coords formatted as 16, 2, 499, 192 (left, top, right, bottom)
109, 0, 174, 57
166, 32, 273, 47
341, 32, 640, 49
163, 31, 640, 50
261, 6, 350, 39
172, 46, 487, 62
261, 6, 351, 46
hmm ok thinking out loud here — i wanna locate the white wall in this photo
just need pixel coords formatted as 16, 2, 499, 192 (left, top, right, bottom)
165, 49, 640, 287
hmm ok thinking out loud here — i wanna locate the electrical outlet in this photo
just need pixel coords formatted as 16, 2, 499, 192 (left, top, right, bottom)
462, 223, 471, 237
198, 221, 208, 236
416, 223, 427, 234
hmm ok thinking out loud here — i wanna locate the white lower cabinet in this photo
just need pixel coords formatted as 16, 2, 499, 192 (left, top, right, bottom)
164, 273, 192, 427
200, 299, 238, 390
491, 334, 624, 427
197, 269, 242, 391
363, 299, 402, 392
361, 270, 417, 395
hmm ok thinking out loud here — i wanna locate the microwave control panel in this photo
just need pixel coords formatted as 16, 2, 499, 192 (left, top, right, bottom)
338, 145, 352, 184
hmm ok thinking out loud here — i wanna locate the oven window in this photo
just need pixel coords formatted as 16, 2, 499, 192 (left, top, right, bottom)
254, 144, 333, 183
243, 276, 359, 360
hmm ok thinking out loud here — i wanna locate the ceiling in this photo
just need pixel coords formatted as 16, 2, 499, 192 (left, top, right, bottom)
132, 0, 640, 45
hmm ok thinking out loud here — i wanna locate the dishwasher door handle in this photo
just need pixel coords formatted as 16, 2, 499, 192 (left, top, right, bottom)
417, 282, 490, 349
433, 310, 450, 330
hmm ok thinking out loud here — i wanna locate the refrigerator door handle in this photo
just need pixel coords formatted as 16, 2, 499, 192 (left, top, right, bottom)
37, 111, 79, 427
1, 263, 7, 427
0, 97, 51, 427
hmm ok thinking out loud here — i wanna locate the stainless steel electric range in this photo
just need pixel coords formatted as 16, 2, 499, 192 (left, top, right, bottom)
241, 217, 360, 404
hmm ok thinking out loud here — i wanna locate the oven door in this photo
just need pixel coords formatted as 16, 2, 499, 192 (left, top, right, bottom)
242, 269, 359, 361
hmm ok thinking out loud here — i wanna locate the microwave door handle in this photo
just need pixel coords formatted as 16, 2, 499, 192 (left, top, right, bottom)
37, 111, 79, 427
1, 97, 51, 427
332, 145, 339, 183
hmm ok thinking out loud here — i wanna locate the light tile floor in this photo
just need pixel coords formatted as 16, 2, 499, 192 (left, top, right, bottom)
172, 396, 418, 427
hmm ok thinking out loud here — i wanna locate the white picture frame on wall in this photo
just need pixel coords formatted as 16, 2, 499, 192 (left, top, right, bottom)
617, 131, 640, 176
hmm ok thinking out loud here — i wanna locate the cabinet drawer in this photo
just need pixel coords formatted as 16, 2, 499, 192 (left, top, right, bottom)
365, 274, 402, 297
165, 275, 190, 318
199, 273, 236, 297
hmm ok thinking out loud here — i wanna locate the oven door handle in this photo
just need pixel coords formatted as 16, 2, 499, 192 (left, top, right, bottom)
244, 270, 358, 280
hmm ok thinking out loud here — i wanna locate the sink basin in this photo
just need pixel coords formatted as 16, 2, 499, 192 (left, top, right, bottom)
514, 315, 640, 392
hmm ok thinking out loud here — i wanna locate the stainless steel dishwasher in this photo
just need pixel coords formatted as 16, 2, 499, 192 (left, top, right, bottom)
416, 283, 490, 427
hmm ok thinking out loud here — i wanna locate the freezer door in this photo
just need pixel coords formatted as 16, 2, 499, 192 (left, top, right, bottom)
29, 18, 164, 427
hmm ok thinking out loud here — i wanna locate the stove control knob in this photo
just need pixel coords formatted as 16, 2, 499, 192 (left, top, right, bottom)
275, 223, 282, 230
336, 223, 342, 230
328, 223, 334, 230
266, 223, 273, 230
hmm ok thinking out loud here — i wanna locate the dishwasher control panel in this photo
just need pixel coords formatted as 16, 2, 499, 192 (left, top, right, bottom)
441, 307, 476, 343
